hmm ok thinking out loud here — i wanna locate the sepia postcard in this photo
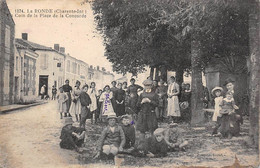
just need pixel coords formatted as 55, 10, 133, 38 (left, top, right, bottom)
0, 0, 259, 167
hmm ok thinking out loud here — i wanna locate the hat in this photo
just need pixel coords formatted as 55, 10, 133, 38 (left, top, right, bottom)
211, 87, 223, 95
142, 79, 153, 86
107, 114, 118, 121
153, 128, 165, 135
223, 78, 235, 86
64, 117, 74, 125
120, 114, 132, 121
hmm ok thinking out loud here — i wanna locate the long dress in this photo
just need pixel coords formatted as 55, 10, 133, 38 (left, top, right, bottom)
136, 91, 158, 133
111, 87, 119, 113
57, 92, 68, 113
99, 91, 116, 117
63, 84, 72, 112
88, 88, 97, 112
126, 84, 143, 114
114, 89, 126, 116
69, 87, 82, 115
212, 96, 223, 122
167, 82, 181, 117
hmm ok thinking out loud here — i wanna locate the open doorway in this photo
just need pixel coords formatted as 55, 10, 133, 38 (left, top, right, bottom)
39, 75, 48, 96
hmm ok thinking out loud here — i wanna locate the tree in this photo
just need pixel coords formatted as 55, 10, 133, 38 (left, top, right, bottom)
91, 0, 252, 124
248, 0, 259, 148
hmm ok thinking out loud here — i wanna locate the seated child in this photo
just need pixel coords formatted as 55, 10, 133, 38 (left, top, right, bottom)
120, 114, 135, 151
164, 123, 188, 151
136, 128, 169, 158
60, 117, 85, 153
219, 92, 239, 138
95, 115, 125, 159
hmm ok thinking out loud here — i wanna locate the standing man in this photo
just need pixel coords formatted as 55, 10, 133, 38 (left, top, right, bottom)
63, 79, 72, 117
40, 84, 46, 100
51, 85, 57, 100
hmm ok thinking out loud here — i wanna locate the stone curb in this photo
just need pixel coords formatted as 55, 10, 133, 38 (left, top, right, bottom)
0, 101, 48, 114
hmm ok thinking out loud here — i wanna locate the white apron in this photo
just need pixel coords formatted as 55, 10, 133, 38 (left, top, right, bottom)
167, 82, 180, 117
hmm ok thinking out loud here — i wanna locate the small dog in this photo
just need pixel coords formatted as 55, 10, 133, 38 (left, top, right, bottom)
45, 95, 50, 100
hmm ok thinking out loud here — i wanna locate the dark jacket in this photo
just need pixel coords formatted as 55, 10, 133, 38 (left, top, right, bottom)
97, 125, 125, 151
121, 124, 135, 148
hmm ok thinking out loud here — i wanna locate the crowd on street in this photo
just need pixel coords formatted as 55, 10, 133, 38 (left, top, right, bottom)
52, 76, 245, 160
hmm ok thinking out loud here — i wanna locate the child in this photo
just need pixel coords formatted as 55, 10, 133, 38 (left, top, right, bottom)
137, 128, 169, 157
94, 115, 125, 159
211, 87, 224, 135
164, 123, 188, 151
60, 117, 85, 153
79, 84, 92, 128
57, 87, 68, 119
120, 114, 135, 151
219, 92, 239, 138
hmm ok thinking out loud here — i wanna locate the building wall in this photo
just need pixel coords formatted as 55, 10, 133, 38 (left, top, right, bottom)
14, 47, 21, 103
0, 0, 15, 105
16, 49, 38, 103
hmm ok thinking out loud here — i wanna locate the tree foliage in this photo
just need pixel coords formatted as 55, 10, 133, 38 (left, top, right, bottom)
91, 0, 250, 75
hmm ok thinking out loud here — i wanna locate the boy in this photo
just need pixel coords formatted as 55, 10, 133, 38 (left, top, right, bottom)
164, 123, 188, 151
60, 117, 85, 153
94, 115, 125, 159
120, 115, 135, 151
136, 128, 168, 158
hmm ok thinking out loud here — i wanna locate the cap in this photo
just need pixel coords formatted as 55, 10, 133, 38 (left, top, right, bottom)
153, 128, 165, 135
142, 79, 153, 86
64, 117, 74, 125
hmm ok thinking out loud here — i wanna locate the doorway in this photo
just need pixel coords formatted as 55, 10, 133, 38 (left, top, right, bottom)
14, 77, 19, 103
39, 75, 48, 96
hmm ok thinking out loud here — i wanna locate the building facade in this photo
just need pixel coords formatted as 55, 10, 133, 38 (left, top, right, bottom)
0, 0, 15, 105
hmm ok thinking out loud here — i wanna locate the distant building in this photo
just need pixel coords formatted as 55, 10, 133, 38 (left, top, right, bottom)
0, 0, 15, 105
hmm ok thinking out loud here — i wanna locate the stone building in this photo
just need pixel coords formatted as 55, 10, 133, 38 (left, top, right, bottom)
0, 0, 15, 105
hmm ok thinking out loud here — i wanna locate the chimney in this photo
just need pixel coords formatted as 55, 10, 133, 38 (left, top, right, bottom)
22, 33, 28, 40
60, 47, 65, 53
54, 44, 60, 51
97, 66, 100, 70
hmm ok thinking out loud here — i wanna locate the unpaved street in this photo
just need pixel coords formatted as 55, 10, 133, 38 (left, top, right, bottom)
0, 101, 85, 168
0, 101, 259, 168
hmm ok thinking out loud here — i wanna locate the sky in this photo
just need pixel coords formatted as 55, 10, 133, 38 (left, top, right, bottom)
6, 0, 114, 73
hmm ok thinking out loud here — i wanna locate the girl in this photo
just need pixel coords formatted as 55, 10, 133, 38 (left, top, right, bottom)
99, 85, 116, 121
88, 82, 98, 124
167, 76, 181, 123
211, 87, 224, 135
69, 80, 82, 122
126, 78, 143, 114
114, 83, 126, 117
57, 87, 68, 119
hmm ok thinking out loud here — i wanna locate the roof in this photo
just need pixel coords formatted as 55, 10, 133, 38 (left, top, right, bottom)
15, 38, 54, 51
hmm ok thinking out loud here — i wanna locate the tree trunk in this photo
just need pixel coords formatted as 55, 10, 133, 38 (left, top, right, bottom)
175, 68, 184, 85
150, 67, 154, 80
248, 0, 259, 148
190, 36, 205, 125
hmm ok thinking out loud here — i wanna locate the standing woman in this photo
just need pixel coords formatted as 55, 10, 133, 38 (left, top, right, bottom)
79, 84, 92, 128
126, 78, 143, 115
69, 80, 82, 122
223, 78, 243, 136
167, 76, 181, 123
114, 83, 126, 116
136, 79, 159, 140
63, 80, 73, 117
99, 85, 116, 121
88, 82, 98, 124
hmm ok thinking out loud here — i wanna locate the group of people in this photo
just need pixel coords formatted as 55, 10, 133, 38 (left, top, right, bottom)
211, 78, 243, 138
58, 77, 189, 158
57, 76, 244, 160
